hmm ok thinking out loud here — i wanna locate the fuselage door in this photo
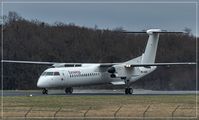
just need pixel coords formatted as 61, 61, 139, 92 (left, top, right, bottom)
58, 70, 66, 81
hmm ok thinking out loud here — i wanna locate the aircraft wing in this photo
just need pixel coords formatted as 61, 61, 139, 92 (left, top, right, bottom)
125, 62, 196, 67
2, 60, 195, 67
1, 60, 117, 67
99, 63, 119, 67
1, 60, 57, 65
1, 60, 83, 67
99, 62, 196, 68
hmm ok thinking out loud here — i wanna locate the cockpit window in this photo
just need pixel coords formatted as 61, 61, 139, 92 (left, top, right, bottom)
54, 72, 60, 76
41, 72, 46, 76
41, 72, 60, 76
45, 72, 54, 76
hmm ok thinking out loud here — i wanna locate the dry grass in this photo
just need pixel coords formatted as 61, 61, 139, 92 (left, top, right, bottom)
1, 94, 198, 119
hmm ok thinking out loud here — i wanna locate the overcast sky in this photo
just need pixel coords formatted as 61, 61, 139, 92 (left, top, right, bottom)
1, 0, 198, 36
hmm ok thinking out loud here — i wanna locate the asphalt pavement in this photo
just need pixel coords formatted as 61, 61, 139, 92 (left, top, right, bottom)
1, 89, 197, 96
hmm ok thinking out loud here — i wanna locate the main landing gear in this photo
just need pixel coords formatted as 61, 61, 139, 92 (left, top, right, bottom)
125, 87, 133, 94
65, 87, 73, 94
124, 80, 133, 94
42, 88, 48, 94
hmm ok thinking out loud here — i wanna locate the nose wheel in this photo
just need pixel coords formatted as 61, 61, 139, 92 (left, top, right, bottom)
42, 88, 48, 94
65, 87, 73, 94
125, 87, 133, 94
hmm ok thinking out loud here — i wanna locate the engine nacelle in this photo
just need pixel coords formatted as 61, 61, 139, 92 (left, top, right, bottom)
110, 73, 117, 78
108, 65, 128, 78
108, 67, 116, 73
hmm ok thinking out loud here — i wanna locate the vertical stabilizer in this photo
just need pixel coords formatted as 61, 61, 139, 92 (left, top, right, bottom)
141, 29, 161, 63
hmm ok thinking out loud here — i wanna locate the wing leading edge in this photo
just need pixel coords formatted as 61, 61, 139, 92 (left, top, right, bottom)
1, 60, 57, 65
1, 60, 196, 68
1, 60, 118, 67
124, 62, 196, 68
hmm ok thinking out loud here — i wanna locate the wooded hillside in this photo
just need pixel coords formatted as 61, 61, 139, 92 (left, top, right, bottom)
1, 12, 197, 90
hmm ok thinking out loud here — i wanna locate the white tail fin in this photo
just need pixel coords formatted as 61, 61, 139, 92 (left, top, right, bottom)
125, 29, 183, 64
141, 29, 161, 63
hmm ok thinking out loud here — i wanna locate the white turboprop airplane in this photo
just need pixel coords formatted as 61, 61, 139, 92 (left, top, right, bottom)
2, 29, 196, 94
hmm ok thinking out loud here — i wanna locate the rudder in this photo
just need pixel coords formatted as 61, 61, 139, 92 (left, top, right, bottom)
141, 29, 161, 63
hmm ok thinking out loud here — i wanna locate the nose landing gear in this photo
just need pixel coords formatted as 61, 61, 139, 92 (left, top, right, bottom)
42, 88, 48, 94
65, 87, 73, 94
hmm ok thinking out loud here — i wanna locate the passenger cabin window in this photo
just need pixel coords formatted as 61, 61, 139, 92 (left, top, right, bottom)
54, 72, 60, 76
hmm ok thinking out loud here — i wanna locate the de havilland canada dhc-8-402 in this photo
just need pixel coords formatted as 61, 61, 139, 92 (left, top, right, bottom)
2, 29, 196, 94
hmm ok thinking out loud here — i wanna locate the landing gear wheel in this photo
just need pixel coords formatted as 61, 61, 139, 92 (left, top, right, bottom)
65, 87, 73, 94
42, 88, 48, 94
125, 88, 128, 94
128, 88, 133, 94
125, 88, 133, 95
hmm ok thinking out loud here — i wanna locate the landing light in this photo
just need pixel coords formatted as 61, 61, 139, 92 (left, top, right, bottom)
125, 65, 131, 68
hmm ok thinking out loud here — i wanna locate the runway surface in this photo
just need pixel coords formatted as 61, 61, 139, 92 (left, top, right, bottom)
1, 89, 197, 96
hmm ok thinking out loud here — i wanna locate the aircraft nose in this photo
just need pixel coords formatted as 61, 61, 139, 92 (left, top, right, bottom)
37, 77, 46, 88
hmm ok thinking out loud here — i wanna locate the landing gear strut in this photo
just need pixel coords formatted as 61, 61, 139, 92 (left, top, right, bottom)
125, 87, 133, 94
124, 79, 133, 95
65, 87, 73, 94
42, 88, 48, 94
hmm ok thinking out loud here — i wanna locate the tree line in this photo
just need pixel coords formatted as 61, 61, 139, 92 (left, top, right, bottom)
0, 12, 197, 90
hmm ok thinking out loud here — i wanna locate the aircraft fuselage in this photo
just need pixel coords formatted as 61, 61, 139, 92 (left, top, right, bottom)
37, 64, 156, 88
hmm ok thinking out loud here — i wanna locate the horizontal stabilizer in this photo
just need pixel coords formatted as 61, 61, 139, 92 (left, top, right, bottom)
123, 29, 184, 34
146, 29, 183, 34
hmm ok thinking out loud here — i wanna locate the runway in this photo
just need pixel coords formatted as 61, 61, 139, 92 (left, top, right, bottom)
1, 89, 197, 96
